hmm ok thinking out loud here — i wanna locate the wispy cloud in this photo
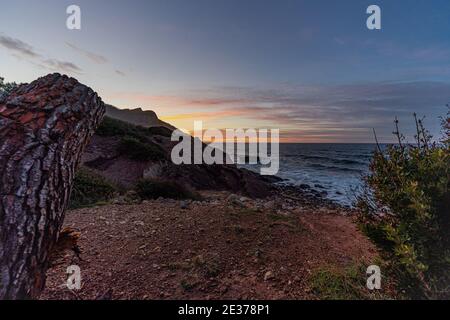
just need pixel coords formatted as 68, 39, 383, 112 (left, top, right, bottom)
363, 40, 450, 62
0, 35, 40, 58
115, 70, 126, 76
0, 34, 82, 74
161, 110, 248, 121
41, 59, 82, 73
113, 81, 449, 142
65, 42, 108, 64
109, 92, 249, 107
333, 37, 346, 46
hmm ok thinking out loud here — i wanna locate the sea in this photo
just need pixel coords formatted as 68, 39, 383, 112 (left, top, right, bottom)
237, 143, 381, 206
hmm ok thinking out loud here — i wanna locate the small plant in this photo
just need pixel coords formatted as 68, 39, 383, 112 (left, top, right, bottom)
135, 178, 201, 200
357, 111, 450, 299
180, 278, 196, 291
191, 254, 223, 277
70, 167, 117, 209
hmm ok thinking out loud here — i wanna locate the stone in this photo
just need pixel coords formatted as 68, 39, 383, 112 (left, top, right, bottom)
264, 271, 274, 281
180, 200, 189, 210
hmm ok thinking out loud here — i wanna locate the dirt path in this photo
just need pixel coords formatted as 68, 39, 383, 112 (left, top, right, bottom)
41, 192, 380, 300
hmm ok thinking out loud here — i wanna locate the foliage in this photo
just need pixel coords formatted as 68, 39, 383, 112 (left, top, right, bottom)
96, 117, 168, 161
357, 112, 450, 299
97, 116, 172, 139
118, 136, 166, 161
0, 76, 18, 97
135, 178, 201, 200
148, 126, 173, 138
70, 167, 117, 209
96, 116, 147, 138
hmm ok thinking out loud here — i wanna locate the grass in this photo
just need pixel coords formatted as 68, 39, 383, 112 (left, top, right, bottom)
310, 264, 392, 300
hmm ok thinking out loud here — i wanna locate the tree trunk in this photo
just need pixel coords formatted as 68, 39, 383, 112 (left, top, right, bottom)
0, 74, 105, 299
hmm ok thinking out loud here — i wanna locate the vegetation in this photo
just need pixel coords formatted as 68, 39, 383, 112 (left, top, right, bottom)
148, 126, 173, 138
135, 178, 201, 200
97, 116, 171, 139
70, 167, 117, 209
357, 112, 450, 299
0, 76, 18, 97
118, 136, 166, 161
97, 117, 167, 161
96, 116, 148, 138
310, 264, 390, 300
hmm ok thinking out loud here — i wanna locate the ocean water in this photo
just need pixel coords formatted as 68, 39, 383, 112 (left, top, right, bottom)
238, 143, 380, 206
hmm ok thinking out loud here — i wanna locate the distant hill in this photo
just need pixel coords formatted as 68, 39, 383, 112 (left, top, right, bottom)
105, 105, 175, 130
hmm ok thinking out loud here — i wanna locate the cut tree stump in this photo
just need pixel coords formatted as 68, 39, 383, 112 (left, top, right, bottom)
0, 74, 105, 299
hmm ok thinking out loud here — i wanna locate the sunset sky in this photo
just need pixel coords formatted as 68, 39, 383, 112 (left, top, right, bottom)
1, 0, 449, 142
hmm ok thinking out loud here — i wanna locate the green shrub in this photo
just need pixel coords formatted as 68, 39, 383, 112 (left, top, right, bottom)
135, 179, 200, 200
118, 136, 166, 161
357, 113, 450, 299
96, 117, 168, 161
147, 126, 173, 137
97, 117, 172, 139
0, 76, 18, 97
96, 116, 147, 138
70, 167, 116, 209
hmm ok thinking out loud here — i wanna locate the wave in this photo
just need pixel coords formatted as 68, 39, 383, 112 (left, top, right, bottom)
283, 154, 369, 166
307, 163, 364, 173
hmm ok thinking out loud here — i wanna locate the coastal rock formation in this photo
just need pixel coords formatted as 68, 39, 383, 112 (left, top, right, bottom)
0, 74, 105, 299
105, 105, 174, 130
81, 120, 278, 198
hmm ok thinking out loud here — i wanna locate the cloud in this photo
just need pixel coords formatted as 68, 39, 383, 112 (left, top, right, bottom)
333, 37, 346, 46
115, 70, 126, 76
0, 34, 82, 74
0, 35, 40, 58
41, 59, 82, 73
363, 40, 450, 62
117, 81, 449, 142
161, 110, 248, 121
65, 42, 108, 64
213, 82, 449, 141
109, 92, 249, 107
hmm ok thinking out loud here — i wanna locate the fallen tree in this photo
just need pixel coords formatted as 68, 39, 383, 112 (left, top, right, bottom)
0, 73, 105, 299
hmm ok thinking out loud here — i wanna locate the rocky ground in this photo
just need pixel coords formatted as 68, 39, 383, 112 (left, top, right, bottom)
41, 190, 389, 300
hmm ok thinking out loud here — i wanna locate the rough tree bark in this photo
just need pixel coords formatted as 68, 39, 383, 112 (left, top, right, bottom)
0, 74, 105, 299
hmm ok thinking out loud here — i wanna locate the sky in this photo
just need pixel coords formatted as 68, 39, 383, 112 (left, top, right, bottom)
1, 0, 449, 142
